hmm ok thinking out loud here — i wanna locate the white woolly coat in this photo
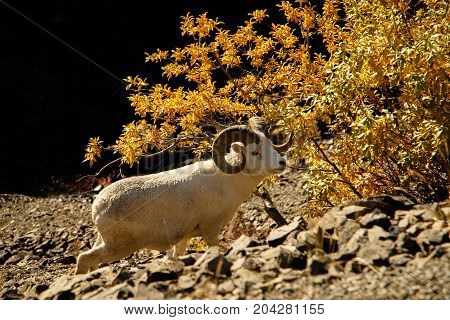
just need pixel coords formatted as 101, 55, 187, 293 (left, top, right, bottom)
92, 159, 263, 251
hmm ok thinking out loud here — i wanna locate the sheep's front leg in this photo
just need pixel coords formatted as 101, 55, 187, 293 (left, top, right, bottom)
202, 230, 220, 249
75, 243, 136, 275
169, 239, 188, 259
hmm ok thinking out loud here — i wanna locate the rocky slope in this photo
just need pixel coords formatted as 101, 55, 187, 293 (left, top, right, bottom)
0, 174, 449, 299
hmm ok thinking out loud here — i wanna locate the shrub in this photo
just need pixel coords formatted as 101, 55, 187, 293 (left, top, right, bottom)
86, 0, 449, 213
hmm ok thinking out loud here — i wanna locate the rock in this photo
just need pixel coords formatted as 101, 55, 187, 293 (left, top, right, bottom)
112, 268, 133, 285
389, 253, 413, 266
233, 269, 263, 290
334, 229, 367, 261
395, 233, 420, 254
40, 267, 111, 299
261, 246, 306, 269
431, 220, 445, 231
194, 247, 232, 276
331, 248, 356, 262
366, 195, 415, 211
357, 240, 393, 264
416, 229, 447, 245
75, 282, 101, 295
93, 283, 134, 300
261, 247, 282, 260
34, 283, 49, 295
367, 226, 390, 242
388, 225, 400, 238
143, 259, 183, 283
328, 262, 345, 277
0, 250, 12, 264
134, 283, 164, 299
227, 235, 258, 256
424, 203, 445, 220
242, 256, 266, 271
207, 256, 232, 276
6, 254, 23, 264
296, 230, 319, 250
267, 219, 301, 247
217, 280, 235, 294
56, 255, 77, 265
179, 254, 196, 266
337, 219, 360, 244
307, 254, 329, 275
278, 246, 306, 269
34, 239, 55, 253
359, 210, 390, 229
284, 230, 300, 246
56, 290, 76, 300
332, 205, 372, 220
194, 246, 220, 267
396, 209, 422, 220
317, 212, 340, 232
398, 214, 418, 229
405, 224, 420, 236
230, 257, 246, 272
1, 289, 22, 300
177, 275, 195, 291
351, 200, 393, 215
345, 258, 366, 274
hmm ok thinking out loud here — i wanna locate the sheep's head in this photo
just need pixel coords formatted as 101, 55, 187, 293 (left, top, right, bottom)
212, 117, 292, 175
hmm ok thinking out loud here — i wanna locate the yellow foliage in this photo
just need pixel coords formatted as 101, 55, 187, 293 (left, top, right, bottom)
84, 137, 103, 167
86, 0, 449, 210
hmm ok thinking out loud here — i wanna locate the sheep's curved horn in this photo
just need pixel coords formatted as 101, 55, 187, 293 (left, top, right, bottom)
249, 116, 293, 153
212, 125, 260, 174
248, 116, 269, 135
273, 131, 293, 153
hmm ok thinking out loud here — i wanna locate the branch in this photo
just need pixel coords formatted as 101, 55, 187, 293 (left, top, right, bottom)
254, 187, 287, 226
312, 139, 363, 199
76, 158, 121, 183
77, 141, 179, 183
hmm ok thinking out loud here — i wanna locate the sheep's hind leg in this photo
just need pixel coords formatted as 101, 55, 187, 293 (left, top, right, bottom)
74, 243, 135, 275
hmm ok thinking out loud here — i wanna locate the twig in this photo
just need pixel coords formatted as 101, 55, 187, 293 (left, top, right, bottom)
286, 165, 333, 173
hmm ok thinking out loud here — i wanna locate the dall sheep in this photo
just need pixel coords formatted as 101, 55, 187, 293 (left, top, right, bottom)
75, 117, 291, 274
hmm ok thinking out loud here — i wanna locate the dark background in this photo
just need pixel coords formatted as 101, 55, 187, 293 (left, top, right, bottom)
0, 0, 281, 193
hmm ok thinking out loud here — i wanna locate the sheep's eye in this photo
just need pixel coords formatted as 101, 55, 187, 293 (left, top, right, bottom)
251, 151, 260, 156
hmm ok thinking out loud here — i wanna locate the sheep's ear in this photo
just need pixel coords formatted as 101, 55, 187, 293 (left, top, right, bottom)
231, 142, 245, 154
225, 142, 246, 168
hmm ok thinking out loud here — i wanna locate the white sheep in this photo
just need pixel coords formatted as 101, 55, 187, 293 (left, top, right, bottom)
75, 117, 291, 274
